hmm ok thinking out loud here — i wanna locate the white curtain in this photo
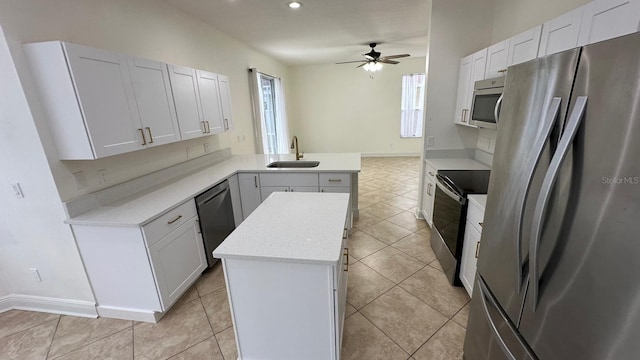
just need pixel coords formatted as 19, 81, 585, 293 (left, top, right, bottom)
273, 78, 290, 154
248, 68, 290, 154
400, 74, 425, 138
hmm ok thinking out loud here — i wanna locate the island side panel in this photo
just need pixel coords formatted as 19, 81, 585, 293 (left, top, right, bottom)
223, 258, 336, 360
351, 172, 359, 220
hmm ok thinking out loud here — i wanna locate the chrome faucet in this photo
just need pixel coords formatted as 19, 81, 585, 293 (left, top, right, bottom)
290, 136, 303, 160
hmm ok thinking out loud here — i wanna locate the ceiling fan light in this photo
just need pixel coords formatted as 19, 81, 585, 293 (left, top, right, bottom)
363, 62, 371, 71
287, 1, 302, 9
375, 62, 383, 71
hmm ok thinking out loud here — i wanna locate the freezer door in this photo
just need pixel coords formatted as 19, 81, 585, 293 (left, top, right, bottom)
476, 49, 580, 324
463, 276, 536, 360
519, 32, 640, 359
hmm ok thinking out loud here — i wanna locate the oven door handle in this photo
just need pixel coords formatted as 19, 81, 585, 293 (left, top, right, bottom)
435, 176, 465, 205
494, 93, 504, 125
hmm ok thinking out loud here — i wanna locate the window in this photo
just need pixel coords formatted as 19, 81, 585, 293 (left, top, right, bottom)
249, 69, 290, 154
400, 73, 425, 138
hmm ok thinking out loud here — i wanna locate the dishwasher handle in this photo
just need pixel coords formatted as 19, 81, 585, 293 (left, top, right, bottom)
196, 181, 230, 207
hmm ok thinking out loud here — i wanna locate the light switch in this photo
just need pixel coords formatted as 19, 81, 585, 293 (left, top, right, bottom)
11, 183, 24, 198
426, 136, 435, 147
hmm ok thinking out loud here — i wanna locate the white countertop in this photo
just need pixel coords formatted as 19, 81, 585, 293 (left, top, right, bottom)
468, 194, 487, 210
66, 153, 360, 227
425, 158, 490, 171
213, 192, 350, 265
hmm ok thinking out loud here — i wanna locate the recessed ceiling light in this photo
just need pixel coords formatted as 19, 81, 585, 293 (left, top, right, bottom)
287, 1, 302, 9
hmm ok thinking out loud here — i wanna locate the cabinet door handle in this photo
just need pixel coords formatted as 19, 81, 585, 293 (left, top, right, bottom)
428, 172, 435, 176
254, 176, 258, 188
145, 127, 154, 144
224, 118, 229, 130
479, 222, 483, 227
289, 188, 294, 192
138, 128, 147, 145
344, 247, 349, 272
328, 179, 342, 182
167, 215, 182, 224
426, 183, 432, 196
343, 228, 348, 240
498, 69, 507, 73
321, 189, 325, 192
201, 121, 207, 133
475, 241, 480, 258
462, 109, 468, 123
196, 219, 201, 234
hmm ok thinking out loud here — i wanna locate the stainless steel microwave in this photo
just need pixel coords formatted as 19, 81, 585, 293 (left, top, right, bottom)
470, 76, 504, 129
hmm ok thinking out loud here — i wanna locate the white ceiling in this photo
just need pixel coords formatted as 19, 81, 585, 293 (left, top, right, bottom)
163, 0, 430, 65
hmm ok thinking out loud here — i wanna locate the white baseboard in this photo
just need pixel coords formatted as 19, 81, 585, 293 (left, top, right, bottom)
361, 152, 420, 158
0, 295, 11, 313
416, 209, 425, 219
0, 294, 97, 318
97, 305, 162, 323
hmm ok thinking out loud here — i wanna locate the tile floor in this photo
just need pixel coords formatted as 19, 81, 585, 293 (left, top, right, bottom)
0, 156, 470, 360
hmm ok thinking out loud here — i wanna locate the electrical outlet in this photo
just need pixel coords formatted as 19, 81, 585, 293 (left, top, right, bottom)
426, 136, 435, 147
29, 268, 41, 282
72, 171, 87, 190
204, 143, 210, 153
97, 169, 108, 185
186, 147, 192, 159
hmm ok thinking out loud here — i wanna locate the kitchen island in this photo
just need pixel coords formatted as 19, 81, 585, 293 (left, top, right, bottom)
214, 192, 350, 360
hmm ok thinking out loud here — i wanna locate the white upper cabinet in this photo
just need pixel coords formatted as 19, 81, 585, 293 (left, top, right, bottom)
539, 7, 585, 57
454, 54, 473, 125
218, 74, 234, 131
454, 48, 486, 127
578, 0, 640, 46
507, 25, 543, 66
128, 57, 181, 147
168, 65, 206, 140
196, 70, 224, 135
485, 39, 510, 78
24, 42, 147, 159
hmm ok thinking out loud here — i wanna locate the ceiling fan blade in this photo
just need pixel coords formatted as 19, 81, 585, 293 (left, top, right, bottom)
356, 62, 368, 68
364, 54, 375, 61
381, 54, 410, 60
335, 60, 367, 64
379, 59, 400, 65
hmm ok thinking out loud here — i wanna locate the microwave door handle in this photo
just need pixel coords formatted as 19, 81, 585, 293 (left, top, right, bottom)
514, 97, 561, 294
494, 93, 504, 124
529, 96, 587, 312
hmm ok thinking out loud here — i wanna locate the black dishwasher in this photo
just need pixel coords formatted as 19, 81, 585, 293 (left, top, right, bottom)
195, 180, 236, 267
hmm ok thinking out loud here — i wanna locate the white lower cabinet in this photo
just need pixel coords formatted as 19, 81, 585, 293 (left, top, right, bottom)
421, 164, 437, 226
259, 173, 319, 201
72, 199, 206, 322
221, 224, 349, 360
459, 197, 485, 296
237, 173, 262, 220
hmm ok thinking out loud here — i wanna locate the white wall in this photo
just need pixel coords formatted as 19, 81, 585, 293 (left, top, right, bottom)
491, 0, 590, 43
288, 57, 426, 155
0, 0, 290, 202
0, 27, 94, 302
423, 0, 495, 152
0, 0, 290, 308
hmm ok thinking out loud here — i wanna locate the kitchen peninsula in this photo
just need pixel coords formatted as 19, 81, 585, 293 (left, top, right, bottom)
65, 151, 360, 323
213, 192, 350, 360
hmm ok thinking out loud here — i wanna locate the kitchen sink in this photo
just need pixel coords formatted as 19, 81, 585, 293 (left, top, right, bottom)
266, 161, 320, 168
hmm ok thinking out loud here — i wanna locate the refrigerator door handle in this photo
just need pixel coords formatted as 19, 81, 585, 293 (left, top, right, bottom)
478, 278, 518, 360
494, 93, 504, 124
515, 97, 562, 293
529, 96, 588, 311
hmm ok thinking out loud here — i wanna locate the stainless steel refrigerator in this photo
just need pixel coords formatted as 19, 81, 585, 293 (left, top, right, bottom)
464, 31, 640, 360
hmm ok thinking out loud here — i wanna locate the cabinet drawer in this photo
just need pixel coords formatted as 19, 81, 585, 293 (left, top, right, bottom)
425, 163, 437, 182
319, 173, 351, 187
466, 200, 484, 234
143, 200, 197, 247
260, 173, 319, 187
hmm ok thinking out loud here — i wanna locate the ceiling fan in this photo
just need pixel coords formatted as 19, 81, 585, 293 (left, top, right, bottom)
336, 43, 410, 72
